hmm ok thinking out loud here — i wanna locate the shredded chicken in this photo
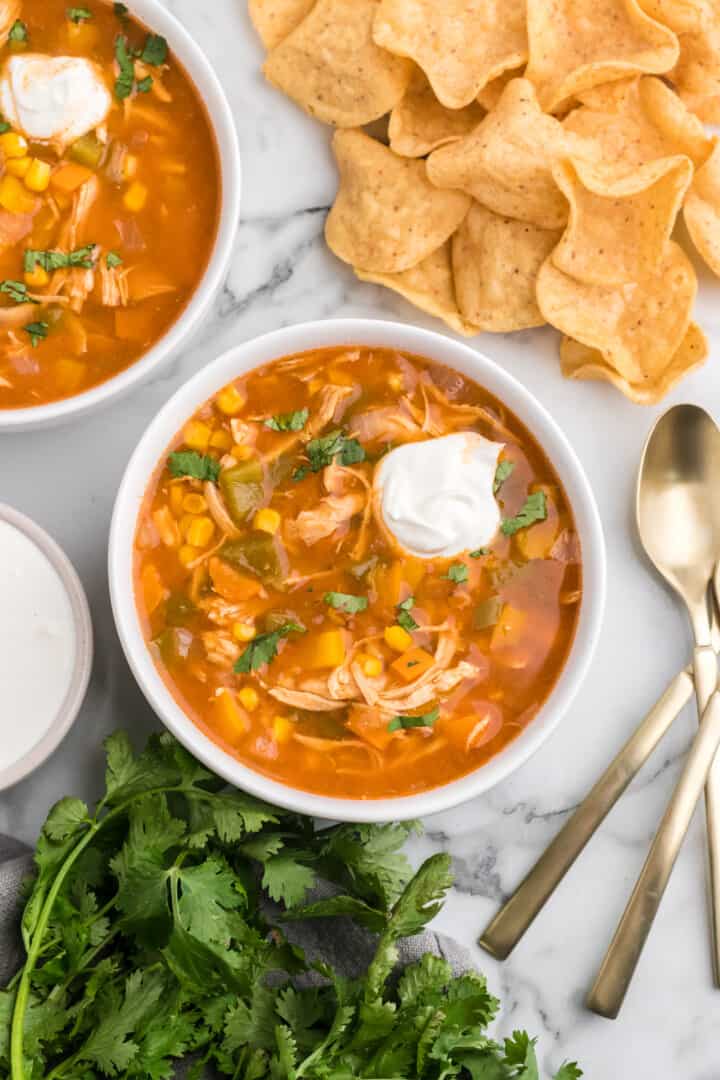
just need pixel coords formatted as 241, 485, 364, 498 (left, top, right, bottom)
51, 177, 101, 311
0, 209, 36, 253
350, 403, 423, 445
202, 631, 240, 667
267, 687, 342, 712
198, 596, 248, 628
0, 303, 47, 330
421, 380, 517, 441
309, 383, 358, 434
203, 481, 242, 539
292, 492, 365, 546
98, 262, 129, 307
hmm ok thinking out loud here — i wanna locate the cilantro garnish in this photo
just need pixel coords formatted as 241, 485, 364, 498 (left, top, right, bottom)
294, 429, 365, 480
167, 450, 220, 483
141, 33, 168, 66
24, 244, 96, 273
446, 562, 469, 584
114, 34, 136, 100
8, 19, 27, 42
136, 74, 153, 93
106, 250, 123, 268
67, 6, 92, 21
264, 407, 308, 432
502, 490, 548, 536
113, 1, 128, 15
494, 459, 515, 494
0, 279, 37, 304
324, 591, 368, 615
0, 116, 9, 134
388, 706, 440, 732
470, 547, 489, 558
24, 321, 48, 348
396, 595, 418, 632
1, 728, 581, 1080
234, 621, 305, 673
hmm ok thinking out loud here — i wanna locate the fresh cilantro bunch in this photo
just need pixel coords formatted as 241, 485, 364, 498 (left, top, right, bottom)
0, 732, 580, 1080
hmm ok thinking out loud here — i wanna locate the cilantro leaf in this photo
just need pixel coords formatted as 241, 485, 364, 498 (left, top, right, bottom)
262, 853, 316, 907
0, 279, 37, 304
135, 74, 153, 93
67, 7, 92, 21
388, 706, 439, 733
114, 34, 136, 99
113, 1, 128, 15
323, 591, 368, 614
24, 321, 48, 348
0, 117, 9, 134
555, 1064, 584, 1080
234, 621, 305, 674
501, 491, 547, 536
446, 562, 469, 584
24, 244, 96, 272
294, 429, 365, 479
396, 595, 419, 632
264, 407, 309, 432
106, 250, 123, 268
9, 19, 27, 42
493, 459, 515, 494
168, 450, 220, 483
141, 32, 168, 65
470, 547, 489, 558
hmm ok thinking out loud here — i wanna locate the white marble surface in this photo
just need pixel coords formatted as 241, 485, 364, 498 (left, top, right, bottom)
2, 2, 720, 1076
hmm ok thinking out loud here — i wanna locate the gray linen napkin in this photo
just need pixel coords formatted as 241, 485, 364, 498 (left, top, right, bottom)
0, 834, 473, 1075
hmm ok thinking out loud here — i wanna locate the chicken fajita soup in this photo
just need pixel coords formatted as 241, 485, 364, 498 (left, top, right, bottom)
135, 347, 583, 800
0, 0, 220, 409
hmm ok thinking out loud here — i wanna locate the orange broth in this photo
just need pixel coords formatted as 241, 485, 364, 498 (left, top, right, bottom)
0, 0, 220, 409
134, 347, 583, 800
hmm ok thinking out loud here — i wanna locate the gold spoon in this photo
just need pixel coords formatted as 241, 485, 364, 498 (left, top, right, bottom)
587, 404, 720, 1017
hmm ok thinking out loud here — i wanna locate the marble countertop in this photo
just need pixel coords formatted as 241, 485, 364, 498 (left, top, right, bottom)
2, 2, 720, 1076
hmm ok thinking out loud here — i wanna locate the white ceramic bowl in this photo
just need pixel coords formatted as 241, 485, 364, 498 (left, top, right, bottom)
109, 319, 606, 822
0, 0, 241, 433
0, 503, 93, 790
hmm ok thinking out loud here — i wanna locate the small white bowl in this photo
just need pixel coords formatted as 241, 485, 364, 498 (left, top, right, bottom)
0, 504, 93, 791
109, 319, 606, 822
0, 0, 242, 433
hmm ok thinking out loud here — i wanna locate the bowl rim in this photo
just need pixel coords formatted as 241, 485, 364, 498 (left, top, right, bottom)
0, 503, 93, 791
109, 318, 607, 822
0, 0, 242, 433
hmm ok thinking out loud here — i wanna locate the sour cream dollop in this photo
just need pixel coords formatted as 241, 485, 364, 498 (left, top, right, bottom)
374, 432, 504, 559
0, 55, 112, 147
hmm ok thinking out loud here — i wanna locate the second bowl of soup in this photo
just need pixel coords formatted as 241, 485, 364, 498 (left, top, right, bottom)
0, 0, 240, 429
110, 320, 605, 821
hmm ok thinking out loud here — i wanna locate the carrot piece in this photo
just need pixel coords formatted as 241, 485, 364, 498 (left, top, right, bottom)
50, 162, 93, 193
439, 703, 503, 753
346, 707, 394, 751
208, 556, 263, 603
391, 646, 435, 683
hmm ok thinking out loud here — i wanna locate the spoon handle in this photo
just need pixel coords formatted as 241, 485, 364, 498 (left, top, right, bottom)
694, 645, 720, 986
479, 669, 694, 960
587, 690, 720, 1019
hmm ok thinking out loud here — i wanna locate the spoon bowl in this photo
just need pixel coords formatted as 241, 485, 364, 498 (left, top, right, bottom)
637, 404, 720, 616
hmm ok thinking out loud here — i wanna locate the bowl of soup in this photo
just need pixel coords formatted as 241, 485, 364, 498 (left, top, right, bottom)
109, 319, 606, 821
0, 0, 240, 430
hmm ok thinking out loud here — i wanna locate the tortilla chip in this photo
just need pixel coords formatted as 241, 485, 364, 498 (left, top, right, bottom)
564, 76, 712, 177
452, 204, 560, 331
636, 0, 712, 32
685, 142, 720, 276
552, 155, 693, 286
356, 242, 479, 336
248, 0, 316, 49
427, 79, 593, 229
263, 0, 412, 127
672, 26, 720, 123
388, 69, 485, 158
537, 240, 696, 384
525, 0, 679, 113
373, 0, 528, 110
560, 323, 708, 402
326, 130, 471, 274
476, 67, 525, 111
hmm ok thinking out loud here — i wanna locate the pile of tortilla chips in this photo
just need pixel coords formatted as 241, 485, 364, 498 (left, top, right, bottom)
250, 0, 720, 403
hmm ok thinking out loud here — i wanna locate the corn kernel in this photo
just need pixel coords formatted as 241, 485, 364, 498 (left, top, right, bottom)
183, 420, 211, 452
217, 384, 246, 416
238, 687, 259, 711
6, 156, 30, 178
186, 516, 215, 548
362, 656, 383, 678
179, 513, 194, 539
122, 153, 138, 181
209, 429, 233, 451
308, 379, 323, 395
273, 716, 294, 744
384, 625, 413, 653
0, 174, 36, 214
24, 265, 48, 289
123, 179, 148, 212
253, 508, 281, 535
182, 493, 207, 515
231, 444, 254, 461
0, 132, 28, 158
233, 622, 256, 643
388, 372, 404, 392
24, 159, 51, 193
169, 485, 184, 517
178, 544, 199, 567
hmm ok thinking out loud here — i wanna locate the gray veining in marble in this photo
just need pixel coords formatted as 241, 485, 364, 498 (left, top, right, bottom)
2, 3, 720, 1076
